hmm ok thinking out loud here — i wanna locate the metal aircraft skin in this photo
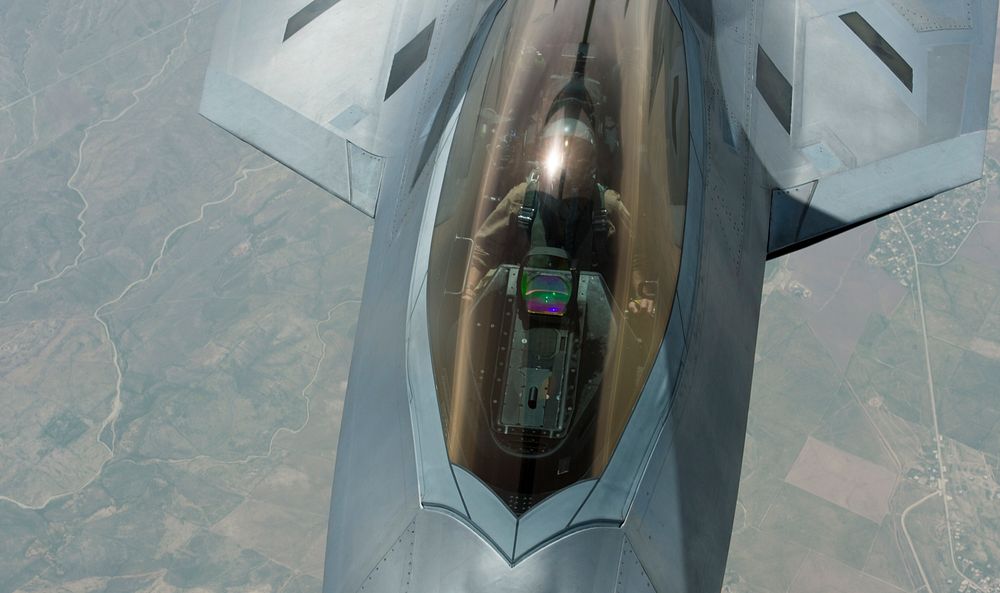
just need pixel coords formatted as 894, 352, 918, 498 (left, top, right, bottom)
199, 0, 998, 591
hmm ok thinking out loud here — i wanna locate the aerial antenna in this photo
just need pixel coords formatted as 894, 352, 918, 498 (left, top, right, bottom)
574, 0, 598, 76
541, 0, 600, 125
581, 0, 597, 44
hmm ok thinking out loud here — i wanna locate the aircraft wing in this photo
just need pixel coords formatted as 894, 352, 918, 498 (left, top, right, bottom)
200, 0, 492, 216
751, 0, 998, 257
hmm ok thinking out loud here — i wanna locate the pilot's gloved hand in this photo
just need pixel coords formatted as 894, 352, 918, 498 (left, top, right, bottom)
628, 297, 655, 316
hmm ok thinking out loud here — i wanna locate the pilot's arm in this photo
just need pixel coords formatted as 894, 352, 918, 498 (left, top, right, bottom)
604, 190, 655, 316
463, 182, 529, 299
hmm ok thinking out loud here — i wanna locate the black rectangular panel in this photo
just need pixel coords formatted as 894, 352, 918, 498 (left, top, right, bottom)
284, 0, 342, 42
384, 21, 436, 101
756, 46, 793, 133
840, 12, 913, 91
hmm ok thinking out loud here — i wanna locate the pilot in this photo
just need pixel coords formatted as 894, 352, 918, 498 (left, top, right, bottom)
464, 112, 654, 315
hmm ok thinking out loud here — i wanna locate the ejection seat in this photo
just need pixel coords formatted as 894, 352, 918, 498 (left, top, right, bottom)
461, 247, 616, 457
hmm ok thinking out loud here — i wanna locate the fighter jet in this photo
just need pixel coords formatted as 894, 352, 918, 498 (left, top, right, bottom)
199, 0, 998, 591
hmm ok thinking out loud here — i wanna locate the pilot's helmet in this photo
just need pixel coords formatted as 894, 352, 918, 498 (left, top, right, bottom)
537, 114, 598, 201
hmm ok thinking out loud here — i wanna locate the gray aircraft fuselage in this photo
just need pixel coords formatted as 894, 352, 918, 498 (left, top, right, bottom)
323, 1, 769, 591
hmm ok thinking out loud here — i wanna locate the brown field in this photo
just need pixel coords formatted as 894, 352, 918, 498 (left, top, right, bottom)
785, 437, 898, 523
788, 551, 908, 593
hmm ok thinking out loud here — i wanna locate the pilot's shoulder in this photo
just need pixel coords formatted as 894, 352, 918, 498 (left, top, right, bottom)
503, 181, 530, 208
602, 189, 632, 226
602, 187, 623, 207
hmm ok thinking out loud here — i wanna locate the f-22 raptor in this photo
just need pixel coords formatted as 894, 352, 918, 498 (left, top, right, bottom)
199, 0, 998, 590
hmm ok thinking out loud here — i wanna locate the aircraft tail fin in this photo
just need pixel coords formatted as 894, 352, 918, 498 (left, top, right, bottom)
200, 0, 493, 217
750, 0, 998, 257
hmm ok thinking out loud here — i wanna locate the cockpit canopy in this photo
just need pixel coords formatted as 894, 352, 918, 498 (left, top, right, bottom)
427, 0, 688, 515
